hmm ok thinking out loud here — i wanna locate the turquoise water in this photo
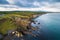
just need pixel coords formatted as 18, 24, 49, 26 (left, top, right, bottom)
35, 13, 60, 40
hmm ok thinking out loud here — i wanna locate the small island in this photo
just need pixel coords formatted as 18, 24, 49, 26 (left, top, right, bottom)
0, 11, 46, 40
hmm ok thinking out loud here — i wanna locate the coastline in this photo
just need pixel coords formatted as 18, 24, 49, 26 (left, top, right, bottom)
0, 11, 46, 40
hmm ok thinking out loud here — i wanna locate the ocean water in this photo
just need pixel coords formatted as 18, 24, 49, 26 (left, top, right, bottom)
35, 13, 60, 40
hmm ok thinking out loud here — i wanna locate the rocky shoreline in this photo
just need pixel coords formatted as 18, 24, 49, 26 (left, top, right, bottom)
0, 13, 45, 40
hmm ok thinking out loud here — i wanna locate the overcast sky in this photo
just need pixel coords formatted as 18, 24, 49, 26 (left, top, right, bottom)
0, 0, 60, 12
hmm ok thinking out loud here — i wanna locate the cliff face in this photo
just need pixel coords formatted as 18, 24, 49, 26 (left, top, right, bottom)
15, 17, 31, 31
3, 15, 39, 40
12, 15, 38, 29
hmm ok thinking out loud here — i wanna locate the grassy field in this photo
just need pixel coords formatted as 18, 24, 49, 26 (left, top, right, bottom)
0, 11, 46, 35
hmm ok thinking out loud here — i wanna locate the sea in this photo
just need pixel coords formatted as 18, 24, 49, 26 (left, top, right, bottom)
34, 13, 60, 40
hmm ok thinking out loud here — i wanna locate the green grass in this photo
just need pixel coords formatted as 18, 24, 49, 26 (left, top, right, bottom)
0, 14, 30, 35
0, 18, 17, 35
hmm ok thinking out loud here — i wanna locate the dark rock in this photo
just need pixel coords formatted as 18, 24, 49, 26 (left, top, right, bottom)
0, 34, 3, 39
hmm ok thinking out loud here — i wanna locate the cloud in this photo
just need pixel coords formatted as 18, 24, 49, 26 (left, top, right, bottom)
0, 4, 60, 12
0, 4, 20, 8
32, 1, 41, 7
6, 0, 32, 7
0, 0, 60, 12
6, 0, 15, 4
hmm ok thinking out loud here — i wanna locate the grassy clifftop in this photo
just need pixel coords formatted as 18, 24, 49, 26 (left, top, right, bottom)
0, 11, 46, 35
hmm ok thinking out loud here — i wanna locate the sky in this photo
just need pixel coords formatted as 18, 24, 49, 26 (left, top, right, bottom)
0, 0, 60, 12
